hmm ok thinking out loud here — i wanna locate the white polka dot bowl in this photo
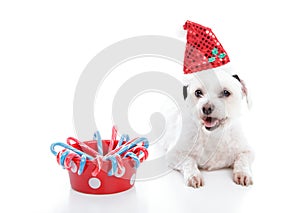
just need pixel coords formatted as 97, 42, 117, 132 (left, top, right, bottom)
50, 130, 149, 194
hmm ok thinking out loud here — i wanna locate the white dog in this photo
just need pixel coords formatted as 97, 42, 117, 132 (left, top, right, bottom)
166, 68, 254, 188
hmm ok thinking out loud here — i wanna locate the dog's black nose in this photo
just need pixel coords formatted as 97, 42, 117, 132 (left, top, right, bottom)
202, 103, 214, 115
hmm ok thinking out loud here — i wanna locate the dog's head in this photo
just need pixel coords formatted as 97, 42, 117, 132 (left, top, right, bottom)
183, 69, 249, 131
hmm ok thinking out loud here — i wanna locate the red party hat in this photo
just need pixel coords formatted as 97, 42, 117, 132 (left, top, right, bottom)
183, 20, 230, 74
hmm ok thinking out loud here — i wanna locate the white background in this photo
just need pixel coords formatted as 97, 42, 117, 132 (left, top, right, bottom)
1, 0, 300, 212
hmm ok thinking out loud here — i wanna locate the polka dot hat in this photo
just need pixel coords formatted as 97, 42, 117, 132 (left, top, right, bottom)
183, 20, 230, 74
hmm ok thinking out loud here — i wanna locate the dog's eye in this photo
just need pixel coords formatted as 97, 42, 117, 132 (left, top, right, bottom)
195, 89, 203, 98
222, 90, 231, 97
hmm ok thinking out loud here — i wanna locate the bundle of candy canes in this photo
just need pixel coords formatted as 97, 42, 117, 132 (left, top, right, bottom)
50, 127, 149, 194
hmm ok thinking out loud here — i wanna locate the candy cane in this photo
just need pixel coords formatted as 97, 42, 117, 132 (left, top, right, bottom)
66, 137, 81, 150
51, 142, 93, 176
120, 137, 149, 154
107, 126, 117, 153
64, 152, 80, 170
59, 150, 70, 167
91, 156, 103, 176
56, 151, 62, 165
114, 155, 126, 177
106, 154, 126, 177
50, 142, 94, 160
78, 154, 87, 175
106, 155, 117, 176
104, 137, 149, 175
93, 131, 103, 156
129, 146, 149, 163
117, 134, 130, 148
105, 137, 149, 158
67, 137, 100, 158
124, 152, 140, 168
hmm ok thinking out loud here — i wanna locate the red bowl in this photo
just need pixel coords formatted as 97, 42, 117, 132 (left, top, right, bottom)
67, 140, 137, 194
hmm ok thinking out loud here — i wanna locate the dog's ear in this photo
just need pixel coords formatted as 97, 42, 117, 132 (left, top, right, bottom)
183, 85, 188, 100
232, 74, 252, 109
232, 74, 241, 82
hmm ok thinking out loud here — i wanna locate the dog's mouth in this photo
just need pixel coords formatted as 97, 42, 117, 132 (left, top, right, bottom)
201, 117, 225, 131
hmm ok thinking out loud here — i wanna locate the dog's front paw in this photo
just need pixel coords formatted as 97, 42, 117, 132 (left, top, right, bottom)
233, 171, 253, 186
185, 172, 204, 188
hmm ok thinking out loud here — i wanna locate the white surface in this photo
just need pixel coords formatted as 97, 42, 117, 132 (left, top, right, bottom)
1, 1, 300, 213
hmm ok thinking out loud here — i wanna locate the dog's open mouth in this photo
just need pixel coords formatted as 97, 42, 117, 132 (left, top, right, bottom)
202, 117, 221, 131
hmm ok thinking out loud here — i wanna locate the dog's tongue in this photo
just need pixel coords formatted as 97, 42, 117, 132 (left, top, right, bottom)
204, 118, 219, 128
